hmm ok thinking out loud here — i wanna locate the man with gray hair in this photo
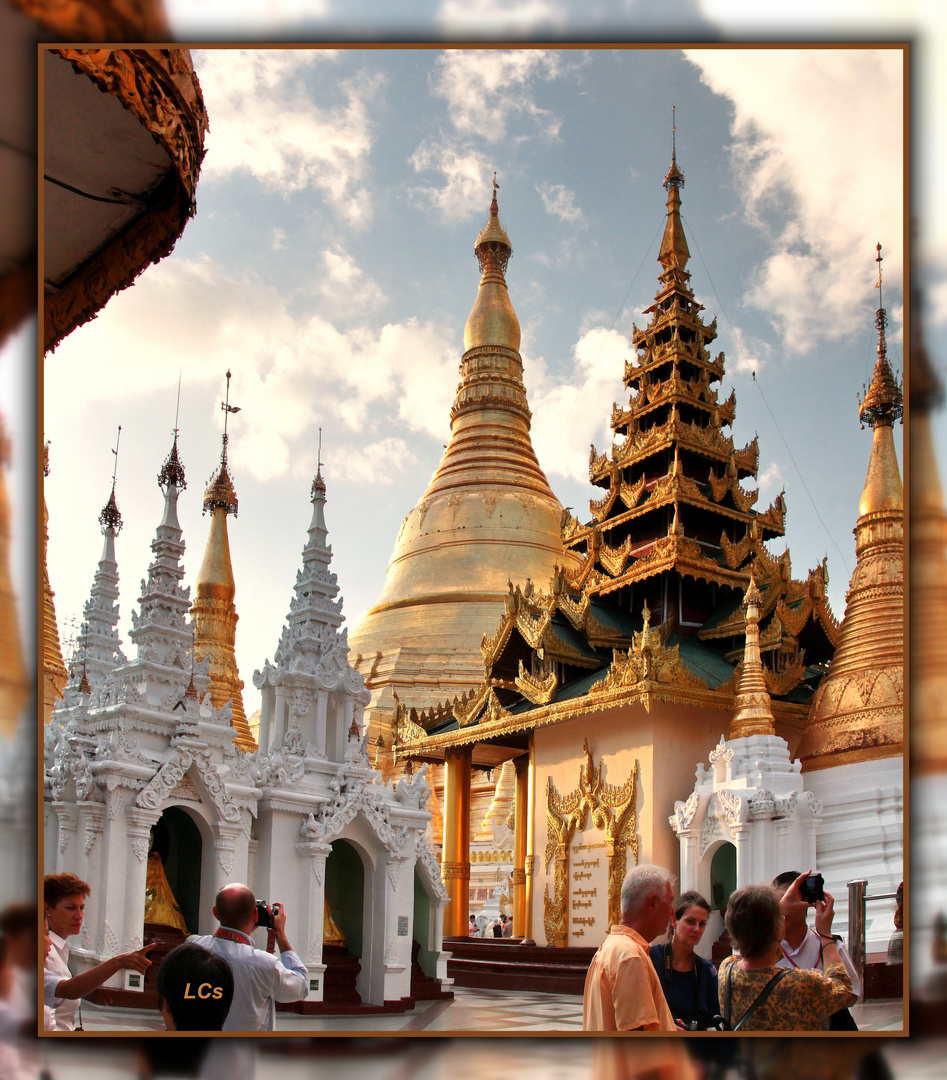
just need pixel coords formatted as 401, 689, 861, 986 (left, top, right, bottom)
583, 863, 681, 1030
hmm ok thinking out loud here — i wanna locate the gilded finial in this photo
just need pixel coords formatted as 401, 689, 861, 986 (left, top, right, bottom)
99, 425, 123, 535
664, 106, 684, 190
858, 244, 903, 429
474, 176, 512, 274
204, 372, 240, 516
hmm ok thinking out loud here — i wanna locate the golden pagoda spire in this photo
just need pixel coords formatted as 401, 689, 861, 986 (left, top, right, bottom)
191, 371, 254, 751
658, 106, 690, 286
463, 174, 520, 353
348, 179, 569, 726
0, 417, 27, 735
799, 247, 903, 769
907, 265, 947, 773
730, 574, 776, 739
43, 439, 68, 723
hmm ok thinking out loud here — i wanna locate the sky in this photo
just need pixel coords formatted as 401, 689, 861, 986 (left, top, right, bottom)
41, 45, 905, 722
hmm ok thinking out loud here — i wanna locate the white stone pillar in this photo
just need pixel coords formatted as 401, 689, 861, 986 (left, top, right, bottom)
314, 691, 328, 757
273, 684, 287, 749
51, 802, 78, 874
295, 839, 331, 1002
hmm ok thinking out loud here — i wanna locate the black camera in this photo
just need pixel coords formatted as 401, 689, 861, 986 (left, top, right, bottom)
800, 873, 825, 904
255, 901, 281, 928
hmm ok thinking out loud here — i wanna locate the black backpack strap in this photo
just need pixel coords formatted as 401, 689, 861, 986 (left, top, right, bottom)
733, 968, 791, 1031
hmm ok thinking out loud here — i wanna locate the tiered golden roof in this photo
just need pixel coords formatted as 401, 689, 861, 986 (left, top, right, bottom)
191, 432, 254, 752
799, 252, 903, 769
560, 152, 836, 686
393, 151, 835, 758
349, 183, 571, 726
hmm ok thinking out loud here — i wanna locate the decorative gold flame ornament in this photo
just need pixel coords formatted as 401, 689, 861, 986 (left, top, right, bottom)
544, 741, 639, 947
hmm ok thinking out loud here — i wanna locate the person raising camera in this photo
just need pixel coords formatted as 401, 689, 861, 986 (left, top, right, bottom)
718, 871, 853, 1031
190, 883, 307, 1031
773, 869, 860, 1029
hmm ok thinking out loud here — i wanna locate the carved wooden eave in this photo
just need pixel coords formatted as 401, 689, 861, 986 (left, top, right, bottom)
44, 49, 208, 353
515, 660, 558, 705
11, 0, 171, 39
392, 673, 820, 763
589, 536, 749, 597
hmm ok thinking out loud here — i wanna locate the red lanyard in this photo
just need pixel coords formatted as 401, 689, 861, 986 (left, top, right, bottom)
214, 927, 252, 945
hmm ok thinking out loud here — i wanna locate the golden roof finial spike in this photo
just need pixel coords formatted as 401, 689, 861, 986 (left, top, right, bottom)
664, 106, 684, 191
204, 371, 240, 516
859, 243, 903, 430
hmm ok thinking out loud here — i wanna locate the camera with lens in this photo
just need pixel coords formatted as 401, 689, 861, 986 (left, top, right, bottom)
255, 900, 281, 928
800, 873, 825, 904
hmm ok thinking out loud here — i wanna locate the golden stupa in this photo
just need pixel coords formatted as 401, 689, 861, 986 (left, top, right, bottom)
0, 419, 28, 734
730, 575, 777, 740
799, 248, 903, 769
907, 279, 947, 774
349, 181, 573, 734
191, 373, 255, 752
43, 442, 68, 723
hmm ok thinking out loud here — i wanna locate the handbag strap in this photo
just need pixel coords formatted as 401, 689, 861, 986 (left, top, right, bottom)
725, 963, 791, 1031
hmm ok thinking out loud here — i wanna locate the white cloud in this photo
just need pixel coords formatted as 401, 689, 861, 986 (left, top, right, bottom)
435, 0, 567, 36
46, 254, 459, 484
333, 437, 419, 486
537, 181, 584, 224
193, 50, 382, 224
271, 227, 287, 250
530, 326, 634, 484
757, 460, 784, 501
409, 141, 494, 218
318, 245, 386, 317
683, 49, 903, 352
430, 50, 571, 141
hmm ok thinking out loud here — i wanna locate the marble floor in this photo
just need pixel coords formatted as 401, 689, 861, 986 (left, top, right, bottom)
37, 1033, 943, 1080
75, 985, 903, 1034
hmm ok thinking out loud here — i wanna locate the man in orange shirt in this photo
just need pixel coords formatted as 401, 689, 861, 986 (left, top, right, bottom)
583, 864, 681, 1031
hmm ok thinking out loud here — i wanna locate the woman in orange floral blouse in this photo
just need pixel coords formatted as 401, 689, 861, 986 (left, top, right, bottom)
718, 872, 853, 1031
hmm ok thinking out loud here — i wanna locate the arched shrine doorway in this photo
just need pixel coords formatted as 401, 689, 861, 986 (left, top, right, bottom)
148, 807, 203, 935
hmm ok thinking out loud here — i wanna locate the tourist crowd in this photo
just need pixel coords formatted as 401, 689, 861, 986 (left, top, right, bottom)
582, 863, 859, 1032
41, 863, 859, 1034
44, 872, 307, 1033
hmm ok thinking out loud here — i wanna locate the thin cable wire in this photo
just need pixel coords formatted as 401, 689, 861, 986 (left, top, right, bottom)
683, 212, 851, 579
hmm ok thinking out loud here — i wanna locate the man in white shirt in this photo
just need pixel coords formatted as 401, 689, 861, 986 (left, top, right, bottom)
44, 872, 90, 1030
190, 883, 308, 1031
773, 870, 860, 1029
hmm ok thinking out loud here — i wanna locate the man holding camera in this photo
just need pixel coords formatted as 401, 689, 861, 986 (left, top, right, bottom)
190, 883, 308, 1031
773, 869, 860, 1029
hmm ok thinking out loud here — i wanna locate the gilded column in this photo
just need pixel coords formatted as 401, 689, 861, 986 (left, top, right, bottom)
512, 754, 529, 936
523, 735, 536, 942
441, 744, 471, 937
